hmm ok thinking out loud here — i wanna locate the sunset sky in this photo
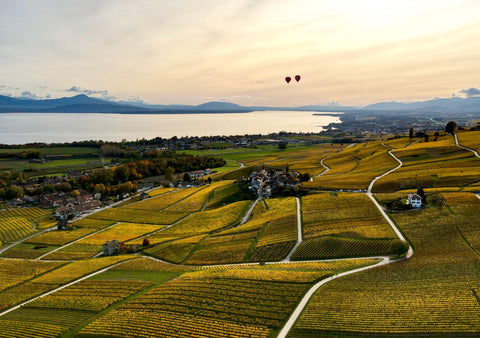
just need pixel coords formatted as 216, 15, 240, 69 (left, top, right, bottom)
1, 0, 480, 106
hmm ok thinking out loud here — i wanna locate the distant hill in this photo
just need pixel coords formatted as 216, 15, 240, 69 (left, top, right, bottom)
363, 96, 480, 112
1, 93, 480, 114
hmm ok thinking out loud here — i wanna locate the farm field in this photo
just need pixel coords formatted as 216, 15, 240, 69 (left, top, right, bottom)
290, 192, 480, 336
457, 130, 480, 152
75, 258, 377, 338
0, 207, 52, 244
370, 135, 480, 192
303, 141, 399, 190
1, 131, 480, 337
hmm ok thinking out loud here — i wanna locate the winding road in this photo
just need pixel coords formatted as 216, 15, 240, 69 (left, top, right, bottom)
455, 134, 480, 158
0, 146, 414, 336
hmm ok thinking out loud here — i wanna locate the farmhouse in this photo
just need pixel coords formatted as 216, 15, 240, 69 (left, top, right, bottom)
407, 193, 422, 208
103, 239, 120, 256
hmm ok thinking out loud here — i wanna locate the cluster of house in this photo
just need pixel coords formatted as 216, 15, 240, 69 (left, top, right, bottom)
54, 193, 111, 219
249, 169, 301, 198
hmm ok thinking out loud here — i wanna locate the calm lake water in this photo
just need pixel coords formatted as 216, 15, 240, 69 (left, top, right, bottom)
0, 111, 341, 144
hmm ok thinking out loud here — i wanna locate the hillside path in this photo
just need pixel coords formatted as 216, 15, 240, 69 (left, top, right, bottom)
277, 257, 390, 338
282, 197, 303, 262
279, 142, 413, 337
0, 259, 131, 318
315, 155, 331, 177
455, 134, 480, 158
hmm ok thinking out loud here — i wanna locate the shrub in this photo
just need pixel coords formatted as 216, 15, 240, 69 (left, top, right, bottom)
389, 239, 409, 256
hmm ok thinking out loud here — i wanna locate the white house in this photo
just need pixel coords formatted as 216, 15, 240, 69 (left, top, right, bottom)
407, 193, 422, 208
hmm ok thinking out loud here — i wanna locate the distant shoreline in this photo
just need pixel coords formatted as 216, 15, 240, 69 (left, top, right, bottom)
0, 110, 344, 115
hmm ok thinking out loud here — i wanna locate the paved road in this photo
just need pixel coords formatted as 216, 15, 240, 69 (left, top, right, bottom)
279, 142, 413, 337
0, 259, 132, 318
277, 257, 390, 338
455, 134, 480, 158
315, 155, 331, 177
283, 197, 303, 262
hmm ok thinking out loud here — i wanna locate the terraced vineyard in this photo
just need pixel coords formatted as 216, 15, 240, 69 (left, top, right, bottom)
1, 131, 480, 337
75, 259, 376, 338
374, 136, 480, 192
0, 207, 52, 243
290, 192, 480, 336
303, 141, 399, 190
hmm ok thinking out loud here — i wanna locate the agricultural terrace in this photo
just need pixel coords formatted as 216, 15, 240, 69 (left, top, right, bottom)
301, 192, 396, 240
290, 192, 480, 336
241, 144, 341, 176
293, 192, 396, 260
147, 187, 176, 197
0, 207, 52, 243
164, 181, 231, 212
383, 136, 418, 149
188, 197, 298, 264
374, 136, 480, 192
457, 130, 480, 153
42, 222, 163, 260
76, 259, 377, 338
205, 180, 244, 209
136, 201, 249, 262
303, 141, 398, 190
122, 186, 202, 211
0, 256, 133, 313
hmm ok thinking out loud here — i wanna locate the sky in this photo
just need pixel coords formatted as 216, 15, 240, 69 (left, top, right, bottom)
1, 0, 480, 107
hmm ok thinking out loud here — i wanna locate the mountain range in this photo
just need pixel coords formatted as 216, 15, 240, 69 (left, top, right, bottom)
0, 94, 479, 114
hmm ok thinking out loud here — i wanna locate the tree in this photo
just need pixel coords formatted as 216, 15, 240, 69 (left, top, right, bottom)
207, 177, 212, 184
416, 187, 426, 203
164, 166, 175, 181
278, 141, 287, 150
445, 121, 457, 134
409, 127, 414, 139
389, 239, 409, 256
70, 190, 80, 198
142, 238, 150, 246
5, 185, 23, 200
183, 172, 192, 182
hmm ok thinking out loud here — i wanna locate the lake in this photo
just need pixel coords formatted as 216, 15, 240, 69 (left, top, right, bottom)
0, 111, 341, 144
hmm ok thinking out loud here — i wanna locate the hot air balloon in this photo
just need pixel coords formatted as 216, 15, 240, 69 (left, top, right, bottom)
285, 76, 291, 84
295, 75, 301, 82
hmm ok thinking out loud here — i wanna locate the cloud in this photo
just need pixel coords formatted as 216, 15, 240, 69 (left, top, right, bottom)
459, 87, 480, 98
65, 86, 109, 97
20, 90, 41, 99
124, 96, 146, 104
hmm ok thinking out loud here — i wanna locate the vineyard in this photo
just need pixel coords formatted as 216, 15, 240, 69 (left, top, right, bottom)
290, 192, 480, 336
303, 141, 399, 190
75, 259, 376, 338
0, 207, 52, 243
1, 131, 480, 337
374, 136, 480, 192
301, 192, 396, 240
457, 130, 480, 152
